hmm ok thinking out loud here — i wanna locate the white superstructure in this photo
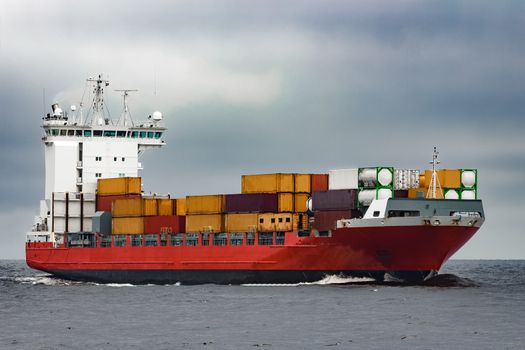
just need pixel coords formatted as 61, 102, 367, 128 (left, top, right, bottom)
28, 75, 166, 243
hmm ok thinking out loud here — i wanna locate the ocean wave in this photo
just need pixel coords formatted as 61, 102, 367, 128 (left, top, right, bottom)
242, 274, 376, 287
14, 275, 74, 286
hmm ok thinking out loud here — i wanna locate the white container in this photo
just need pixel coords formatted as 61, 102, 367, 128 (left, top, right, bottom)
358, 188, 393, 206
461, 170, 477, 189
461, 189, 476, 200
444, 189, 460, 200
359, 167, 393, 188
328, 168, 359, 190
394, 169, 420, 190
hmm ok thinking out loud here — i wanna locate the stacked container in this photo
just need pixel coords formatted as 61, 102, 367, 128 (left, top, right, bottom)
357, 167, 394, 207
185, 195, 226, 233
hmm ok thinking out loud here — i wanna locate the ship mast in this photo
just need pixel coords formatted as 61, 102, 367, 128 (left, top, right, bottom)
87, 74, 110, 126
427, 146, 443, 199
115, 89, 137, 127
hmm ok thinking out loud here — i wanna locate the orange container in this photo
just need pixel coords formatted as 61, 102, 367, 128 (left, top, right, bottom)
294, 193, 310, 213
143, 198, 158, 216
278, 193, 294, 212
186, 195, 225, 215
225, 213, 258, 232
97, 177, 141, 196
175, 198, 186, 216
294, 174, 311, 193
112, 217, 144, 234
241, 174, 294, 193
157, 199, 173, 216
185, 214, 225, 233
112, 198, 143, 217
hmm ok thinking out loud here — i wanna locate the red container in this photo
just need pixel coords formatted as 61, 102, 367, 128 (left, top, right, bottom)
312, 210, 361, 231
96, 194, 141, 212
394, 190, 409, 198
225, 193, 278, 213
312, 189, 357, 211
144, 216, 186, 234
311, 174, 329, 192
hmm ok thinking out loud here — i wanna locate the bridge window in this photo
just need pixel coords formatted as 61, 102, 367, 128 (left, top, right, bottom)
117, 131, 126, 137
93, 130, 102, 137
387, 210, 420, 217
60, 130, 67, 136
140, 131, 147, 138
114, 235, 126, 247
68, 130, 75, 136
104, 130, 116, 137
75, 130, 82, 136
258, 232, 273, 245
147, 132, 154, 138
84, 130, 92, 137
95, 173, 102, 178
155, 132, 162, 139
130, 131, 138, 138
230, 233, 244, 246
171, 233, 183, 246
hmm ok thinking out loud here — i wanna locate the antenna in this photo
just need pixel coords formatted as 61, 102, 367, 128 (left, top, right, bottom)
115, 89, 138, 126
86, 74, 110, 126
42, 88, 46, 117
427, 146, 443, 199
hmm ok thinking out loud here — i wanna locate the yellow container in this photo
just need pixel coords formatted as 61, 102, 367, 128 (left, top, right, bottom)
257, 213, 294, 232
143, 198, 158, 216
278, 193, 294, 212
292, 213, 309, 231
294, 193, 310, 212
186, 195, 225, 215
176, 198, 186, 216
112, 217, 144, 234
112, 198, 143, 217
242, 173, 294, 193
97, 177, 141, 196
157, 199, 173, 216
225, 213, 258, 232
423, 170, 461, 189
294, 174, 311, 193
186, 214, 224, 233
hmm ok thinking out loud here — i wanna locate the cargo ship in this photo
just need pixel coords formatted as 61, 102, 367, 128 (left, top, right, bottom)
26, 76, 485, 284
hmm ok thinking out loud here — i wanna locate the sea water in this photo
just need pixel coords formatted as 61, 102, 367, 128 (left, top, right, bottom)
0, 260, 523, 349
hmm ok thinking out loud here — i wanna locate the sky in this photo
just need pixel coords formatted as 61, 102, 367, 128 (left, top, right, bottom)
0, 0, 524, 259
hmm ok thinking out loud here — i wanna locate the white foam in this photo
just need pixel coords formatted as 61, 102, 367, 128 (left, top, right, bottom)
14, 276, 72, 286
242, 274, 376, 287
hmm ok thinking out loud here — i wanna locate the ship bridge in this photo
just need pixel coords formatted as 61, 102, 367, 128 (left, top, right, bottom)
29, 75, 167, 243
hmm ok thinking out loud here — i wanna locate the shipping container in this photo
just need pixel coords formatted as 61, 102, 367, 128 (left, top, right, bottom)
143, 198, 158, 216
257, 213, 293, 232
225, 213, 258, 232
408, 187, 444, 199
311, 174, 329, 192
311, 189, 357, 211
186, 195, 225, 215
175, 198, 186, 216
294, 193, 310, 212
97, 177, 141, 196
278, 193, 294, 212
359, 167, 394, 188
444, 188, 460, 200
461, 169, 477, 189
241, 173, 294, 193
144, 215, 185, 234
312, 210, 360, 231
292, 213, 309, 231
185, 214, 225, 233
96, 194, 141, 212
460, 189, 477, 200
328, 169, 358, 190
421, 169, 461, 189
294, 174, 311, 193
394, 169, 421, 190
157, 199, 173, 216
225, 193, 278, 213
112, 217, 144, 235
112, 198, 143, 217
357, 188, 393, 206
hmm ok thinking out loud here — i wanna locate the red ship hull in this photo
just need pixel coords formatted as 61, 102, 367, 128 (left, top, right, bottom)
26, 224, 479, 284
